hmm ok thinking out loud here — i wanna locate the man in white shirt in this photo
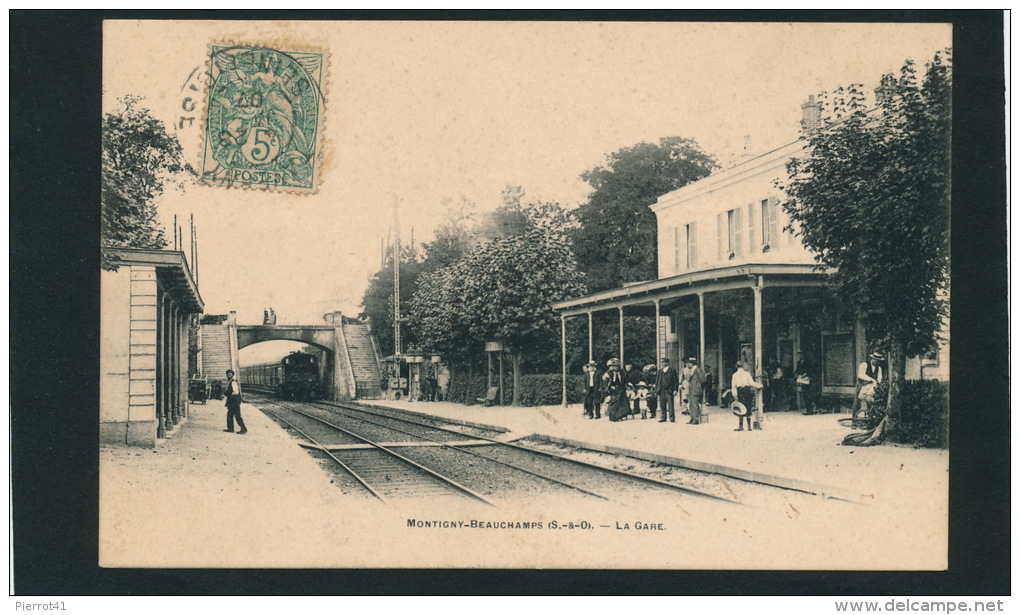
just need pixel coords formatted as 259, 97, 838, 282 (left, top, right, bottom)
855, 352, 884, 421
731, 361, 763, 431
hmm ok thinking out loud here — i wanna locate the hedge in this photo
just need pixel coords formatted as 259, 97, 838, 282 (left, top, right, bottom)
445, 373, 585, 406
893, 379, 949, 448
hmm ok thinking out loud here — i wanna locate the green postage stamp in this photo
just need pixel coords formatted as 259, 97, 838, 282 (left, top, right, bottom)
201, 45, 324, 191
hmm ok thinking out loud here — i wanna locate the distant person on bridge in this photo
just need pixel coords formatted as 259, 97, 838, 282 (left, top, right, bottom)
224, 369, 247, 434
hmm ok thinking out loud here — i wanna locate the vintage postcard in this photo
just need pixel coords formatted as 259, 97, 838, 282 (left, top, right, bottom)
98, 19, 958, 571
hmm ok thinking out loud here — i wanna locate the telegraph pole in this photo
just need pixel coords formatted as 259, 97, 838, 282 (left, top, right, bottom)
392, 196, 402, 359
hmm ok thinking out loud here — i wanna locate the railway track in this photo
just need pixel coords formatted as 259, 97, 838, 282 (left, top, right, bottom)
253, 395, 742, 508
318, 400, 743, 505
259, 399, 495, 507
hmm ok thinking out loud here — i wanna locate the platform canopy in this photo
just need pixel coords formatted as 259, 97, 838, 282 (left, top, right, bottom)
105, 247, 204, 313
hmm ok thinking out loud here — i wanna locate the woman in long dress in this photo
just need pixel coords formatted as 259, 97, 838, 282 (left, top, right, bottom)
603, 359, 630, 422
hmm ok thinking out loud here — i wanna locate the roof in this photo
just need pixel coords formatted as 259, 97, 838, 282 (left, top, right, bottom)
553, 263, 832, 316
104, 247, 204, 313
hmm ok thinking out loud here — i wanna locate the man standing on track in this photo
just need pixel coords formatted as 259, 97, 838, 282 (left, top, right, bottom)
224, 369, 247, 435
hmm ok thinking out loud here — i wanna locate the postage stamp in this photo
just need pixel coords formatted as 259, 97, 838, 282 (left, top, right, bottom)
201, 45, 324, 192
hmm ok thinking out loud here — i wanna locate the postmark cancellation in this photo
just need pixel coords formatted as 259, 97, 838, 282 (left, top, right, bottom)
201, 45, 325, 192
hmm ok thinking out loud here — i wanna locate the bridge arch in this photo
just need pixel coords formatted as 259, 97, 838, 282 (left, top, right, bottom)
234, 324, 355, 400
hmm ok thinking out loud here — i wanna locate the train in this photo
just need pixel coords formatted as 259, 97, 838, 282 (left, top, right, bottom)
241, 351, 324, 400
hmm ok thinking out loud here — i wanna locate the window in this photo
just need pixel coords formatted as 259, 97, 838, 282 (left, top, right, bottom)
685, 222, 697, 268
756, 197, 779, 251
673, 226, 680, 273
726, 208, 743, 258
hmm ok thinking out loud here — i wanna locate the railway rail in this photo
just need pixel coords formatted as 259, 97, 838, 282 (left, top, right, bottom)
252, 394, 742, 508
317, 400, 742, 504
259, 399, 496, 507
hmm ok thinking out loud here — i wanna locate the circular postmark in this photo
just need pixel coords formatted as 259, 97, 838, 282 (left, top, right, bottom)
202, 45, 323, 191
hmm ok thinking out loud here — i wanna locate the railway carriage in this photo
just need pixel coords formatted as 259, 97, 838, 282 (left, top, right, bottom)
241, 351, 322, 400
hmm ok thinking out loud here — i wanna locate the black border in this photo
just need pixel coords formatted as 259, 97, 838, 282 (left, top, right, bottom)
9, 10, 1008, 595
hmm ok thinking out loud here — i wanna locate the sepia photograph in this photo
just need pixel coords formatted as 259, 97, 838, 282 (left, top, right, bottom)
9, 10, 1009, 598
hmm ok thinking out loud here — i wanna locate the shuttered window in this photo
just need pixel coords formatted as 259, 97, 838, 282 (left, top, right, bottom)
686, 221, 698, 268
765, 197, 780, 250
746, 202, 754, 254
717, 213, 724, 261
732, 208, 743, 257
674, 226, 681, 273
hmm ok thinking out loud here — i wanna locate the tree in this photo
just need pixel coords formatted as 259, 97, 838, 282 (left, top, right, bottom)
410, 227, 586, 405
102, 95, 192, 269
420, 195, 479, 274
408, 262, 480, 367
358, 247, 423, 357
779, 51, 951, 444
573, 137, 718, 292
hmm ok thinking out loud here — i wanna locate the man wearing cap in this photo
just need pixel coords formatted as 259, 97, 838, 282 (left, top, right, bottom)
654, 357, 680, 423
855, 352, 885, 422
224, 369, 247, 435
581, 360, 602, 419
686, 357, 707, 425
731, 361, 762, 431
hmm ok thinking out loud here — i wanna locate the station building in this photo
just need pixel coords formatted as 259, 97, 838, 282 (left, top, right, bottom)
554, 98, 948, 409
101, 247, 204, 447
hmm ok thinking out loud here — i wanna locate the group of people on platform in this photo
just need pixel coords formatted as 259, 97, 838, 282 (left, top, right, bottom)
580, 351, 830, 432
581, 356, 712, 425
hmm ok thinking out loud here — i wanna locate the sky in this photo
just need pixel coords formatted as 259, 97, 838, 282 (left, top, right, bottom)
103, 20, 951, 363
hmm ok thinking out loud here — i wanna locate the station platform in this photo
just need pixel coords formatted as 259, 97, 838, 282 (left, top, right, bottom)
99, 396, 948, 570
360, 398, 948, 507
99, 400, 385, 568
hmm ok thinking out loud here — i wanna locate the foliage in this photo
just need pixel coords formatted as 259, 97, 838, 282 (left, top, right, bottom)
420, 195, 479, 274
408, 261, 482, 365
509, 374, 585, 407
893, 379, 949, 448
458, 230, 587, 362
445, 374, 488, 405
779, 51, 951, 438
572, 137, 718, 292
358, 247, 423, 356
410, 225, 587, 404
443, 372, 584, 407
102, 95, 192, 269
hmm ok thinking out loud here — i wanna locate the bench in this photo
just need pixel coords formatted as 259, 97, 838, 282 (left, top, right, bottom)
475, 386, 499, 406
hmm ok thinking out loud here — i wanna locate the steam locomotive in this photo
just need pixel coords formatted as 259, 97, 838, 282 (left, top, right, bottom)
241, 351, 323, 400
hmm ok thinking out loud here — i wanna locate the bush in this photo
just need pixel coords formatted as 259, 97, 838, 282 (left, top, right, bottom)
511, 374, 584, 407
445, 374, 489, 405
445, 372, 584, 406
893, 379, 949, 448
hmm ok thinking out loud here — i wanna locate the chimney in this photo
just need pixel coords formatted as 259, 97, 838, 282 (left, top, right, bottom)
800, 94, 822, 134
741, 135, 754, 160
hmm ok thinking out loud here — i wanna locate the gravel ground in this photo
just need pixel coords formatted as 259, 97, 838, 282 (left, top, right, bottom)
337, 401, 508, 439
260, 402, 365, 447
304, 449, 379, 500
516, 437, 837, 513
377, 439, 596, 505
